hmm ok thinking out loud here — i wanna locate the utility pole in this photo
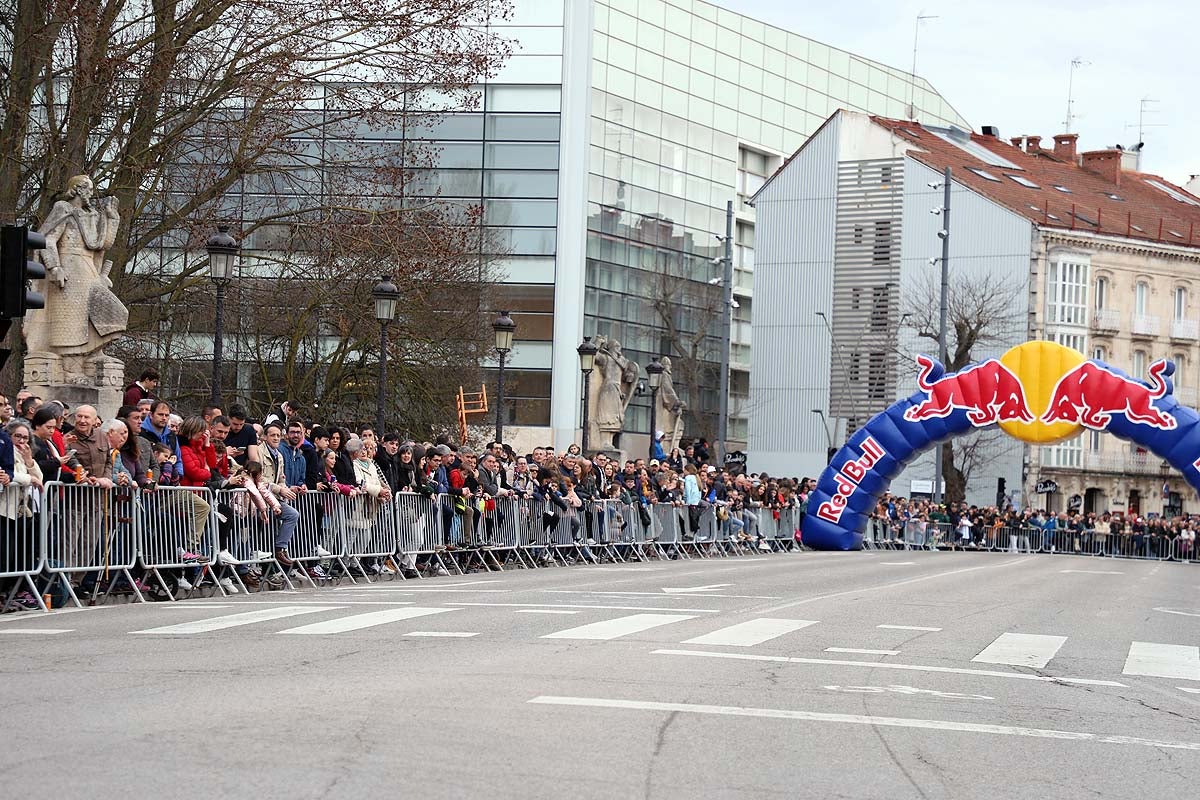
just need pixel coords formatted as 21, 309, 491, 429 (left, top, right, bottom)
717, 200, 734, 467
933, 167, 951, 505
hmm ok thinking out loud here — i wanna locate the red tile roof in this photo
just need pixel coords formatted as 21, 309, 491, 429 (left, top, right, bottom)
871, 116, 1200, 249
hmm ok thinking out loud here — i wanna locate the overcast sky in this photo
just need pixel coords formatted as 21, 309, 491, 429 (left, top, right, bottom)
720, 0, 1197, 186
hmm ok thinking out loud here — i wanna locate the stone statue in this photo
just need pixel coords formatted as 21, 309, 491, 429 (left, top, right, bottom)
657, 355, 686, 453
22, 175, 129, 418
586, 336, 639, 454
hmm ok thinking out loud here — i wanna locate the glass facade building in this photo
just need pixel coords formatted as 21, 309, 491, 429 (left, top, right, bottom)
128, 0, 965, 451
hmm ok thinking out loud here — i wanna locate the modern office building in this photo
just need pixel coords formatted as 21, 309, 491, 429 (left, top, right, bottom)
129, 0, 966, 452
752, 109, 1200, 513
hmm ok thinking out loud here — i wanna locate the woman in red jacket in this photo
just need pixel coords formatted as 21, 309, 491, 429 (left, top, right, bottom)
173, 416, 214, 570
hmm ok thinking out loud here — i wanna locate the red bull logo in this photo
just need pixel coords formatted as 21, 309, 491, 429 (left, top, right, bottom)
904, 355, 1035, 426
1041, 358, 1177, 431
815, 436, 885, 524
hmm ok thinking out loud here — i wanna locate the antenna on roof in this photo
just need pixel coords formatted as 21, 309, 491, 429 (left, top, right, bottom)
1063, 57, 1090, 133
907, 11, 939, 121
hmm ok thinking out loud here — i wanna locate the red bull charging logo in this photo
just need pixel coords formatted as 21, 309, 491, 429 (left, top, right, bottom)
908, 341, 1177, 443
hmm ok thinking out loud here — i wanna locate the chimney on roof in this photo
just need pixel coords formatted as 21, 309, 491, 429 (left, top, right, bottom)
1026, 135, 1042, 152
1052, 133, 1079, 162
981, 125, 1000, 138
1010, 136, 1025, 151
1081, 149, 1123, 186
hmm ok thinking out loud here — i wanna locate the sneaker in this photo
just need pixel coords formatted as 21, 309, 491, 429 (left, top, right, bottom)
315, 545, 333, 558
251, 550, 274, 562
381, 559, 397, 575
758, 541, 772, 552
265, 574, 285, 589
435, 567, 450, 577
176, 575, 194, 592
585, 538, 596, 546
308, 564, 329, 580
274, 548, 295, 568
366, 562, 382, 575
218, 577, 239, 594
177, 548, 210, 564
13, 591, 40, 610
240, 572, 261, 590
217, 549, 239, 566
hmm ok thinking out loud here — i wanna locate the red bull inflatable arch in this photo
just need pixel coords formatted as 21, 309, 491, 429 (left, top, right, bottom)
803, 340, 1197, 550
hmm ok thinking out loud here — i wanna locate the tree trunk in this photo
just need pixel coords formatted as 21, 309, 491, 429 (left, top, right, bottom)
942, 440, 966, 504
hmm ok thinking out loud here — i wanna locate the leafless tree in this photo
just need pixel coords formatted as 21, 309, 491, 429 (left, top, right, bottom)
903, 267, 1027, 503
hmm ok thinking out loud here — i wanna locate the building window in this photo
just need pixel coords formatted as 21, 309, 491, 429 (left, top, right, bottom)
1094, 277, 1108, 310
1133, 349, 1147, 378
1047, 259, 1088, 326
737, 147, 773, 208
1092, 346, 1105, 362
1135, 281, 1149, 317
1174, 353, 1186, 388
1175, 287, 1187, 320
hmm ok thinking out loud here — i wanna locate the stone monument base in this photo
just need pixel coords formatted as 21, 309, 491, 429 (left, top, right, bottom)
24, 351, 124, 420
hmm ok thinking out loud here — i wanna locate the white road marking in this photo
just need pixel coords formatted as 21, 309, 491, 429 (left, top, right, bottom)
826, 647, 900, 656
515, 609, 580, 615
823, 685, 993, 700
972, 633, 1067, 669
653, 649, 1125, 687
132, 606, 342, 634
1060, 569, 1124, 575
448, 602, 720, 613
1122, 642, 1200, 681
661, 584, 732, 594
334, 580, 497, 590
278, 607, 455, 635
878, 625, 942, 632
0, 606, 114, 624
1153, 607, 1200, 619
542, 613, 698, 641
0, 629, 73, 635
528, 696, 1200, 751
755, 557, 1034, 615
403, 631, 479, 638
1179, 687, 1200, 695
542, 590, 780, 599
881, 562, 916, 565
159, 604, 235, 609
681, 618, 818, 647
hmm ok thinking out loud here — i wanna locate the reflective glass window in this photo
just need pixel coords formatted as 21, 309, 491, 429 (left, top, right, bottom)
486, 85, 561, 113
485, 170, 559, 198
501, 26, 565, 55
485, 114, 560, 141
406, 114, 485, 140
484, 142, 560, 169
507, 0, 564, 26
427, 142, 484, 169
491, 226, 557, 255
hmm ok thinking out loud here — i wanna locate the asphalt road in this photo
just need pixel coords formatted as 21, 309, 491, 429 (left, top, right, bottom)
2, 551, 1199, 799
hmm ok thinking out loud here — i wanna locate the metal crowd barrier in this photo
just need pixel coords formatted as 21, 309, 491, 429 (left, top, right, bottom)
1, 505, 45, 612
43, 482, 143, 606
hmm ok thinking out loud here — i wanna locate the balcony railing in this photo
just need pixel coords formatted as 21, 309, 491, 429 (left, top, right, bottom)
1170, 318, 1199, 341
1131, 314, 1160, 337
1090, 308, 1121, 334
1044, 451, 1171, 475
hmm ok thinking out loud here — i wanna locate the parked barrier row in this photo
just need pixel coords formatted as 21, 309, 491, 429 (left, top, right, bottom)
1, 484, 807, 610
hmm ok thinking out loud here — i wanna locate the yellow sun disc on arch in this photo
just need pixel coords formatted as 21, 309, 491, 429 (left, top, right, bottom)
998, 341, 1085, 444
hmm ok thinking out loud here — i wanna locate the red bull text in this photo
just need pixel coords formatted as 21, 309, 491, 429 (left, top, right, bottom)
816, 436, 885, 524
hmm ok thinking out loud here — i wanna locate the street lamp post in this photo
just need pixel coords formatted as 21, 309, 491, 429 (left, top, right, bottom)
646, 357, 664, 458
492, 310, 516, 445
577, 336, 598, 453
205, 225, 239, 406
371, 275, 399, 434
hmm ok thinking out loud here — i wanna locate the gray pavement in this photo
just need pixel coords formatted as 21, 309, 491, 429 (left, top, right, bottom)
2, 551, 1199, 798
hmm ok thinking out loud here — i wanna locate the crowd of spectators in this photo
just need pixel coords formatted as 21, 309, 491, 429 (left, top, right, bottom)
0, 371, 813, 610
870, 495, 1197, 558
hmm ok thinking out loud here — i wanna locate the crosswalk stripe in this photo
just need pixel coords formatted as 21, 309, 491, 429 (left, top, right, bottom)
681, 618, 818, 647
972, 633, 1067, 668
1123, 642, 1200, 681
825, 647, 899, 656
131, 606, 342, 634
278, 607, 455, 635
541, 613, 697, 641
878, 625, 942, 632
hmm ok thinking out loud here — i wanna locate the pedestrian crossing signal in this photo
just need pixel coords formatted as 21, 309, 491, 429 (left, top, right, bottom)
1, 224, 47, 319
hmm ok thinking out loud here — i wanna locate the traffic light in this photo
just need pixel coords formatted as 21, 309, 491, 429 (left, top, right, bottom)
1, 224, 47, 319
996, 476, 1007, 507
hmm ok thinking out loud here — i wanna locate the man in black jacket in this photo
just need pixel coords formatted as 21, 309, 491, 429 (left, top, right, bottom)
375, 432, 404, 492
